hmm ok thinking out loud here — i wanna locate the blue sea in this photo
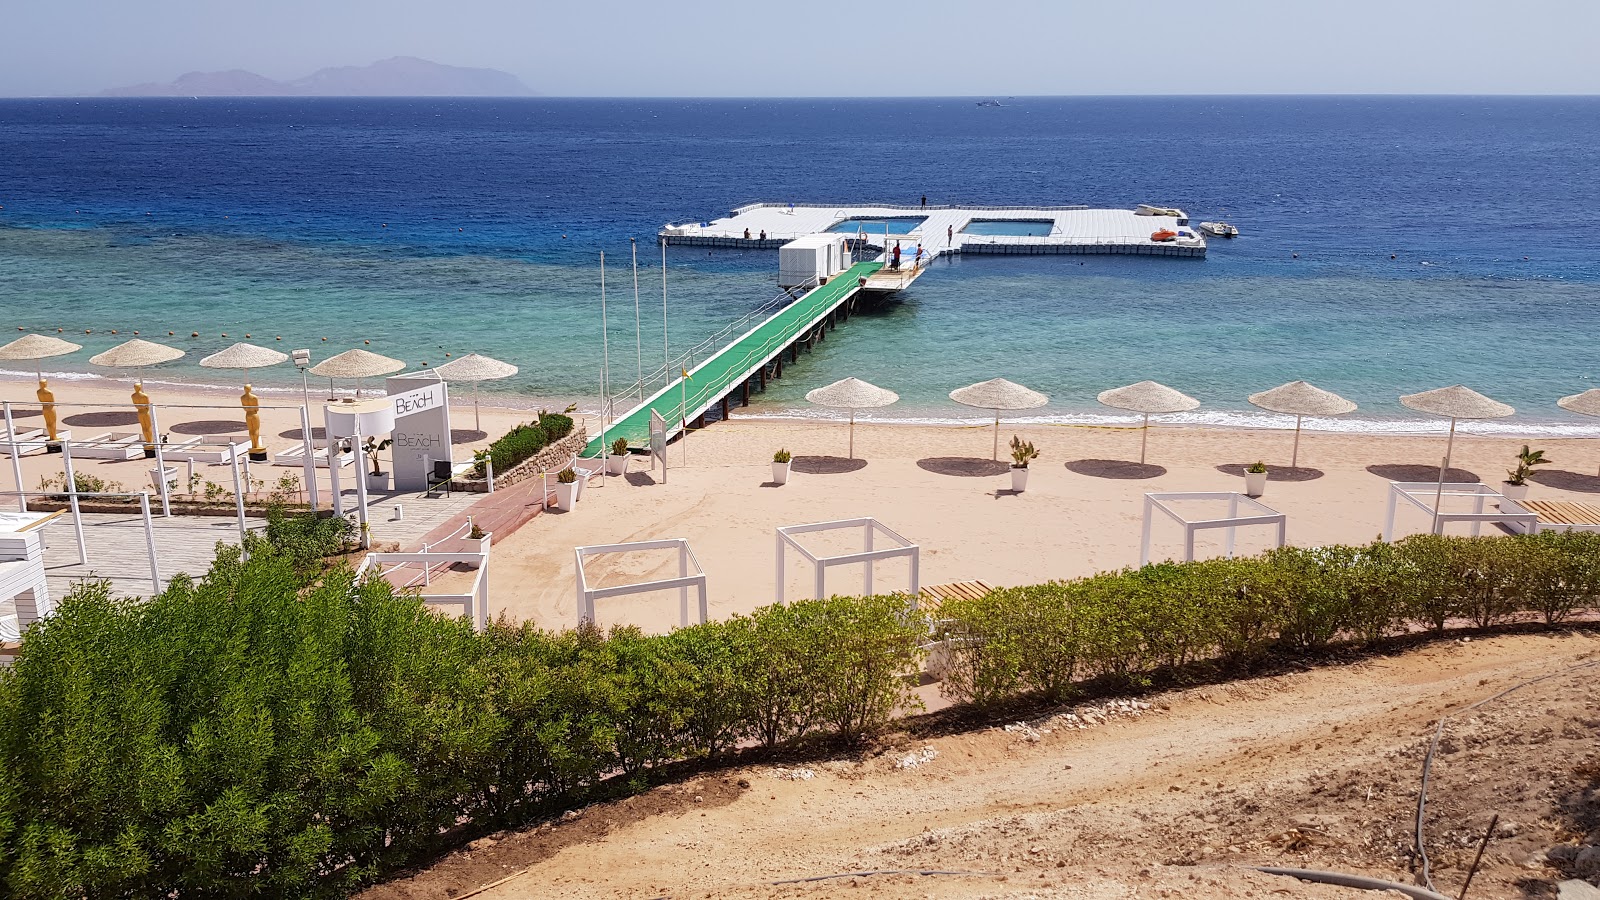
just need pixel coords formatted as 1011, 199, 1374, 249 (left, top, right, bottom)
2, 96, 1598, 434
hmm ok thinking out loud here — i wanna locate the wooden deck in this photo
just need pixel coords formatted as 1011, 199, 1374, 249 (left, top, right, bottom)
1520, 499, 1600, 527
919, 579, 995, 613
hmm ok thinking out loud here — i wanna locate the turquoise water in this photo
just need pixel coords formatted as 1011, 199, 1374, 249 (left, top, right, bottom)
2, 96, 1598, 435
962, 219, 1055, 237
827, 217, 929, 234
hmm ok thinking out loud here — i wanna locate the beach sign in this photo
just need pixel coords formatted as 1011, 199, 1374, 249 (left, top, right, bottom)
384, 374, 452, 491
650, 410, 667, 483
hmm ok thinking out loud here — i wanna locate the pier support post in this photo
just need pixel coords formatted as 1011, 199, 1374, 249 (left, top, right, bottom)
694, 414, 706, 429
720, 397, 730, 421
741, 381, 750, 406
774, 357, 783, 378
759, 367, 768, 390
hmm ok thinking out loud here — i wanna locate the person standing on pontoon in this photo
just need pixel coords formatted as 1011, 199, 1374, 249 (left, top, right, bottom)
891, 242, 901, 270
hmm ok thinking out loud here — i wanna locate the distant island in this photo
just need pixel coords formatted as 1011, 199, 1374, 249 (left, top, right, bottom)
102, 56, 534, 98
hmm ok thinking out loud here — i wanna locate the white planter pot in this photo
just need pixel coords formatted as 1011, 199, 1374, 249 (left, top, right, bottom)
1010, 465, 1029, 492
772, 460, 791, 484
364, 471, 390, 492
1501, 482, 1529, 501
605, 455, 629, 476
1244, 470, 1268, 497
464, 534, 490, 568
149, 466, 178, 493
555, 481, 578, 511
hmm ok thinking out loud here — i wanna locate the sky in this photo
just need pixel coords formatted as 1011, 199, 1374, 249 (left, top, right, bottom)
4, 0, 1599, 97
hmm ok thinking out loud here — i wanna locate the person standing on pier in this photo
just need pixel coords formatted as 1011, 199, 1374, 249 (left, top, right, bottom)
891, 241, 902, 270
914, 243, 924, 267
947, 224, 954, 246
920, 195, 927, 207
744, 228, 751, 240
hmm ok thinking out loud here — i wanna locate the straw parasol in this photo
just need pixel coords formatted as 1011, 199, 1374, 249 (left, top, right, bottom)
1097, 380, 1199, 465
1247, 380, 1357, 468
949, 378, 1049, 461
309, 348, 405, 398
1400, 385, 1514, 528
0, 334, 82, 382
1557, 389, 1600, 475
199, 342, 289, 383
434, 353, 519, 432
805, 377, 898, 459
89, 339, 184, 377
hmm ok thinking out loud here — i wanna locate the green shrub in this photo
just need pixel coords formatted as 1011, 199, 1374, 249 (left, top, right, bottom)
487, 422, 549, 475
264, 506, 354, 570
536, 412, 574, 441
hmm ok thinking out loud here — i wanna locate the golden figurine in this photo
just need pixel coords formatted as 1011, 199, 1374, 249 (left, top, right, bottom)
242, 384, 266, 460
36, 379, 60, 444
132, 382, 155, 456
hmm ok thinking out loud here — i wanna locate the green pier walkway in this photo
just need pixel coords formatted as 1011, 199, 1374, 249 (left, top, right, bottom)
584, 260, 882, 456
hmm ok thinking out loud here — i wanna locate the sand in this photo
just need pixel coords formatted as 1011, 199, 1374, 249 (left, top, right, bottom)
7, 375, 1600, 635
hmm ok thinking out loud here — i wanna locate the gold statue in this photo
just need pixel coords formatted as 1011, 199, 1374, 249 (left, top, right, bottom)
37, 379, 59, 443
133, 382, 155, 455
242, 384, 264, 459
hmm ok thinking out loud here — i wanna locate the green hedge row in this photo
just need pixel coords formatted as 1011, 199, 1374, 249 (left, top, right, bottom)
0, 539, 922, 899
935, 531, 1600, 705
486, 412, 575, 475
2, 530, 1597, 897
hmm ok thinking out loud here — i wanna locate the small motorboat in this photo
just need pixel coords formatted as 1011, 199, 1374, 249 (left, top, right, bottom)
1150, 228, 1178, 242
1199, 221, 1239, 237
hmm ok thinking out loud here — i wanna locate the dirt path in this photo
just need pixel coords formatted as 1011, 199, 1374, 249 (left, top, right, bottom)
364, 630, 1600, 899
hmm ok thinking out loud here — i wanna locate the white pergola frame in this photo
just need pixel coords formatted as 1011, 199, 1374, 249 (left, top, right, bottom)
574, 538, 708, 628
1140, 492, 1287, 565
1382, 481, 1536, 540
775, 517, 920, 605
356, 547, 491, 631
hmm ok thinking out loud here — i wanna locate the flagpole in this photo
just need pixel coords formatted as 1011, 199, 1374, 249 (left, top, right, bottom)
600, 251, 611, 471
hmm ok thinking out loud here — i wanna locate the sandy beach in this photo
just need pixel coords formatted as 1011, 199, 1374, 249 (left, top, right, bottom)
7, 376, 1599, 635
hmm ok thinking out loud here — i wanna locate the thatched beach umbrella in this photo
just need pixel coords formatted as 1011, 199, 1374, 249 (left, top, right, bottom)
434, 353, 518, 432
89, 339, 184, 381
1247, 380, 1357, 468
1400, 385, 1514, 527
805, 377, 898, 459
1097, 380, 1199, 465
1557, 389, 1600, 475
200, 342, 289, 383
309, 348, 405, 399
0, 334, 81, 383
949, 377, 1049, 461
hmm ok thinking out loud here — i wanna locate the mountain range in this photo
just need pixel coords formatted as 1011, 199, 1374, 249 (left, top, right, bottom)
102, 56, 533, 97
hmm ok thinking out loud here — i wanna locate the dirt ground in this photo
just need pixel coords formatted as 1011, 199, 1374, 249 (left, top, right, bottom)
359, 629, 1600, 899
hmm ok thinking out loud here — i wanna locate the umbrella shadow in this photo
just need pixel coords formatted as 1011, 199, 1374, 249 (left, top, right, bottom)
278, 427, 328, 441
1366, 463, 1480, 483
63, 410, 140, 427
1216, 463, 1325, 483
793, 455, 867, 475
624, 471, 658, 487
1066, 458, 1166, 480
2, 409, 41, 419
171, 419, 247, 436
451, 428, 488, 443
917, 456, 1008, 477
1528, 469, 1600, 494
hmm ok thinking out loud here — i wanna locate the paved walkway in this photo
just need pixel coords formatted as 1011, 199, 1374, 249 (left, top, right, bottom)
407, 477, 554, 552
39, 510, 264, 601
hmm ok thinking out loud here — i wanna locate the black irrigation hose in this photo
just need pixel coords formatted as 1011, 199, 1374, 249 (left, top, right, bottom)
770, 869, 1000, 885
1412, 658, 1600, 893
1256, 866, 1455, 900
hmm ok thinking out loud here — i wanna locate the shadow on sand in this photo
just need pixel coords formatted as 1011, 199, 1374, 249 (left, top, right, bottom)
1216, 463, 1326, 483
278, 427, 328, 441
1366, 463, 1480, 484
792, 455, 867, 475
1066, 458, 1166, 480
171, 419, 247, 436
1529, 469, 1600, 494
451, 428, 488, 443
917, 457, 1008, 477
624, 471, 658, 487
62, 410, 140, 428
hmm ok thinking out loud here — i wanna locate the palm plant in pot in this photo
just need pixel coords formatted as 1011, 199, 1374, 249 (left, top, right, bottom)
772, 448, 792, 485
1009, 436, 1039, 492
1244, 460, 1268, 497
1502, 445, 1549, 501
360, 436, 394, 492
606, 437, 630, 476
554, 467, 579, 511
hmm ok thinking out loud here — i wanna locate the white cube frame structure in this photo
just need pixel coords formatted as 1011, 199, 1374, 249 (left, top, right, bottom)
356, 548, 491, 631
574, 538, 708, 628
1140, 492, 1287, 566
775, 517, 920, 605
1382, 481, 1536, 540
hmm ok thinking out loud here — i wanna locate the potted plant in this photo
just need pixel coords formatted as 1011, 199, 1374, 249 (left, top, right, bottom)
606, 437, 630, 476
465, 519, 490, 567
1502, 444, 1549, 501
554, 467, 579, 511
148, 465, 178, 494
772, 448, 792, 485
1009, 436, 1039, 492
360, 436, 394, 492
1244, 460, 1268, 497
472, 449, 490, 479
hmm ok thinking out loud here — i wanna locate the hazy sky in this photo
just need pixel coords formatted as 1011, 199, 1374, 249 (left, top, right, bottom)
6, 0, 1598, 97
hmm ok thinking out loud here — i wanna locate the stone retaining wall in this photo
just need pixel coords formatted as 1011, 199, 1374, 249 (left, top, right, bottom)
450, 426, 588, 493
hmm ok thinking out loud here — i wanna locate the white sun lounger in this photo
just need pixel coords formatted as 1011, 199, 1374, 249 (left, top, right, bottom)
0, 428, 70, 457
272, 443, 354, 468
164, 436, 252, 465
71, 432, 147, 460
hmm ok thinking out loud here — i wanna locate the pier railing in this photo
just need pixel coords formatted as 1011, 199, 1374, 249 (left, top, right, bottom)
729, 201, 1091, 215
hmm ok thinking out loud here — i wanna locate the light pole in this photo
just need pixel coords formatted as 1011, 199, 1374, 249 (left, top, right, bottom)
292, 349, 311, 411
